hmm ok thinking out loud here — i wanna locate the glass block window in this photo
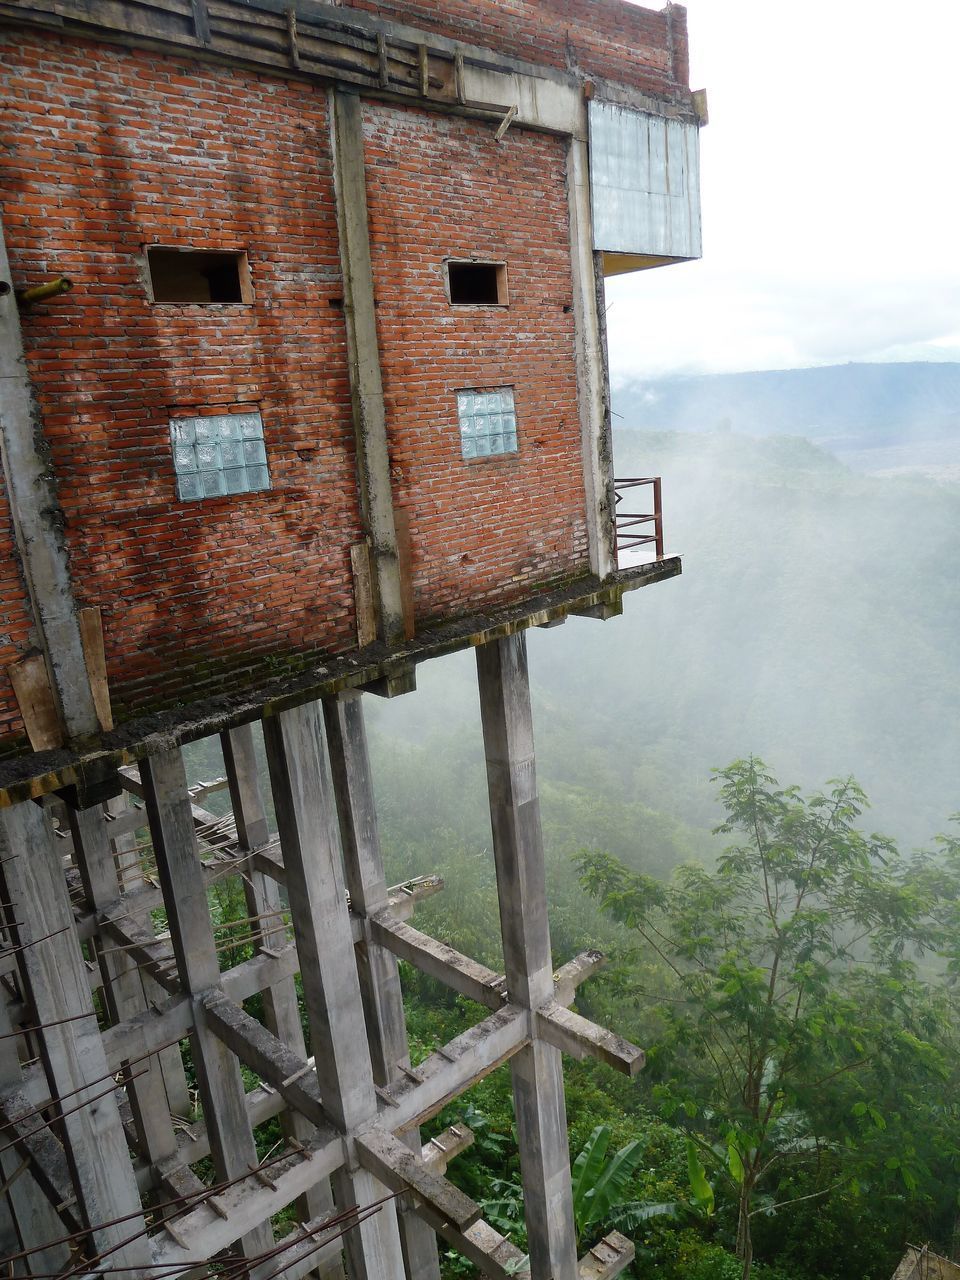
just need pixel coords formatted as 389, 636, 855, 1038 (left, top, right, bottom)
170, 412, 270, 501
457, 388, 518, 460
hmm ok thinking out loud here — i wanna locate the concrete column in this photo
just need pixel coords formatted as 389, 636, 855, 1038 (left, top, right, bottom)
68, 804, 179, 1169
323, 693, 442, 1280
329, 88, 405, 645
0, 800, 151, 1275
0, 214, 99, 737
221, 723, 345, 1264
0, 994, 71, 1278
263, 700, 406, 1280
567, 133, 617, 580
140, 747, 274, 1264
476, 634, 578, 1280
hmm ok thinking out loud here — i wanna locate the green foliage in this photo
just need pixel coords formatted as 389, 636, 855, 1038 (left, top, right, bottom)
580, 758, 960, 1279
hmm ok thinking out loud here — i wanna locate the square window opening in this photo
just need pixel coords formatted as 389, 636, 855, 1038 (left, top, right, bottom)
147, 247, 251, 304
446, 261, 508, 306
170, 412, 270, 501
457, 388, 518, 460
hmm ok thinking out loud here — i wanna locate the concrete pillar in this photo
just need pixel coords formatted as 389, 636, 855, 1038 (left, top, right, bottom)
68, 805, 180, 1170
140, 747, 274, 1264
476, 634, 579, 1280
0, 800, 151, 1274
329, 88, 405, 645
262, 700, 405, 1280
0, 214, 99, 737
324, 693, 442, 1280
567, 134, 617, 580
221, 723, 345, 1267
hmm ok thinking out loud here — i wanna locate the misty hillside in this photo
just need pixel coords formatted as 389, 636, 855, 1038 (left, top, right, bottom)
613, 362, 960, 461
368, 429, 960, 855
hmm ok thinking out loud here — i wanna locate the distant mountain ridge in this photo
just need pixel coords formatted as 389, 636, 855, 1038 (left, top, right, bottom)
613, 362, 960, 448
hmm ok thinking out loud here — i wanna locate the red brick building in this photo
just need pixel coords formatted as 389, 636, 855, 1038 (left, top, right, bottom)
0, 0, 701, 769
0, 5, 705, 1277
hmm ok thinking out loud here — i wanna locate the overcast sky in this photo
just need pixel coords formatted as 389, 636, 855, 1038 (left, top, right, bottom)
606, 0, 960, 380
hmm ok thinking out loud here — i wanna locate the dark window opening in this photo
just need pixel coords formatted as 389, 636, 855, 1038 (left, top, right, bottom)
446, 260, 508, 306
146, 248, 251, 304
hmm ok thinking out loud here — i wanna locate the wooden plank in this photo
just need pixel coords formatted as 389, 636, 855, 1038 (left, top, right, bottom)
392, 509, 416, 641
77, 606, 113, 731
350, 542, 377, 648
7, 654, 62, 751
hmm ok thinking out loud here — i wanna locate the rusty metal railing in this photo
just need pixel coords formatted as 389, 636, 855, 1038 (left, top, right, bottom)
614, 477, 664, 559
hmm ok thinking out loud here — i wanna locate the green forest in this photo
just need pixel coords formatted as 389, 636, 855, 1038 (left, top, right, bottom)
189, 429, 960, 1280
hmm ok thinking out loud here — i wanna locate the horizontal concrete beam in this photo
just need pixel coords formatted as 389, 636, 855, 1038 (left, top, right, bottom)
356, 1128, 480, 1232
579, 1231, 635, 1280
535, 1002, 645, 1076
370, 914, 506, 1010
0, 562, 681, 808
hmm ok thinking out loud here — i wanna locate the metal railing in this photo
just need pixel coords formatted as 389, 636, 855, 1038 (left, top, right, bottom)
614, 477, 664, 560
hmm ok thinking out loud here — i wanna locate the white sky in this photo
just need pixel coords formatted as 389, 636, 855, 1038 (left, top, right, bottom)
606, 0, 960, 379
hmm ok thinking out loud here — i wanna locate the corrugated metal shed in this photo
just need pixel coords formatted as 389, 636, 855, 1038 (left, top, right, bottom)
589, 100, 702, 268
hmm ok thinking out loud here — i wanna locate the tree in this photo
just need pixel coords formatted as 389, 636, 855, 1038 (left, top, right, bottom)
579, 758, 954, 1280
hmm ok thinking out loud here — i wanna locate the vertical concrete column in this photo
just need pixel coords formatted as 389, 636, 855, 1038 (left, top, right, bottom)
0, 215, 99, 738
476, 634, 579, 1280
68, 804, 179, 1169
329, 88, 405, 646
567, 131, 617, 580
0, 995, 71, 1277
221, 722, 345, 1267
108, 793, 192, 1119
0, 800, 151, 1275
262, 700, 405, 1280
323, 692, 442, 1280
140, 747, 274, 1264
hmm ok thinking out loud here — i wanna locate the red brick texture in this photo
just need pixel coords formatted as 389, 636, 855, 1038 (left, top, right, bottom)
350, 0, 690, 98
0, 23, 604, 740
363, 103, 587, 622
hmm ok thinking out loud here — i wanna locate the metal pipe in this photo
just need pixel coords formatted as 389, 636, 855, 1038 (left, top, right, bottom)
16, 276, 73, 305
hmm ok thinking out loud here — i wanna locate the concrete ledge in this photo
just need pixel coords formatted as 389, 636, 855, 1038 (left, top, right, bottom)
0, 559, 680, 806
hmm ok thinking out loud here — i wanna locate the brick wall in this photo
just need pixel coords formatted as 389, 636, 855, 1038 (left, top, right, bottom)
1, 32, 360, 732
0, 28, 595, 739
363, 103, 587, 622
350, 0, 690, 98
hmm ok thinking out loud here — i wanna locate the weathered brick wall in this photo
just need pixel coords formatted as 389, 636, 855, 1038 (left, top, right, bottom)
1, 32, 360, 730
363, 103, 587, 621
350, 0, 690, 98
0, 25, 597, 737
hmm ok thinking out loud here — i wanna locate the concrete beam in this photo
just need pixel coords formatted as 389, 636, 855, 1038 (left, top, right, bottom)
355, 1128, 480, 1233
536, 1002, 645, 1077
578, 1232, 635, 1280
0, 214, 99, 740
370, 914, 505, 1011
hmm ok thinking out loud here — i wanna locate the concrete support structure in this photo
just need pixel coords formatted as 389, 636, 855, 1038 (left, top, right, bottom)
0, 216, 98, 741
330, 89, 405, 646
477, 633, 579, 1280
